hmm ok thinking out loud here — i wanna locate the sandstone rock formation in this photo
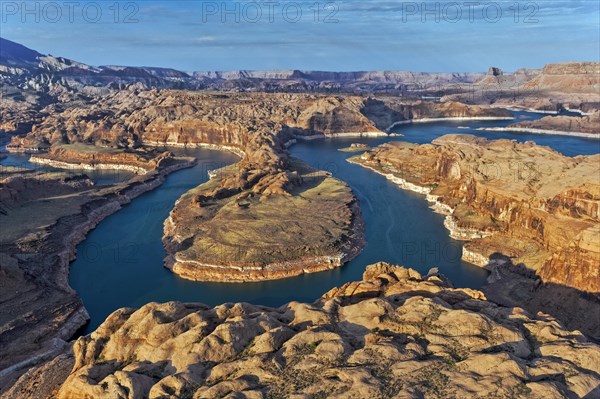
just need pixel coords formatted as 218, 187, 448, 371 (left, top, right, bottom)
506, 111, 600, 136
29, 145, 177, 174
8, 263, 599, 399
448, 62, 600, 114
475, 66, 540, 90
522, 63, 600, 95
350, 135, 600, 294
164, 160, 364, 282
362, 98, 513, 130
0, 156, 195, 390
0, 168, 94, 212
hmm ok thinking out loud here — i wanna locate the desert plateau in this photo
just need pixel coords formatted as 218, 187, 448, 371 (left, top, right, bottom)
1, 2, 599, 397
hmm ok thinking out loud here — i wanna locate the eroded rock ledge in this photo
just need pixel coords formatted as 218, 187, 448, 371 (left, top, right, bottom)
350, 135, 600, 295
8, 263, 599, 399
29, 145, 176, 175
0, 155, 195, 387
502, 111, 600, 137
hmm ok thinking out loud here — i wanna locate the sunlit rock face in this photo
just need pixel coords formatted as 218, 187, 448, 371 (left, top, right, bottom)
351, 135, 600, 294
17, 263, 595, 399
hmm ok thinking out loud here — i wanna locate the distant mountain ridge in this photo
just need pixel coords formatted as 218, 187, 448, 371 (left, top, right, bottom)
1, 37, 487, 93
0, 37, 484, 80
192, 69, 481, 83
1, 36, 598, 106
0, 38, 42, 65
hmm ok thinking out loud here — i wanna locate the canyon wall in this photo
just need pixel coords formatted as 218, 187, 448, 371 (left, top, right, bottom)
507, 111, 600, 135
446, 62, 600, 114
522, 62, 600, 94
352, 135, 600, 293
29, 145, 176, 174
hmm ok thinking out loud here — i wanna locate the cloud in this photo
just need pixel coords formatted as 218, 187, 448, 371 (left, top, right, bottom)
195, 36, 217, 43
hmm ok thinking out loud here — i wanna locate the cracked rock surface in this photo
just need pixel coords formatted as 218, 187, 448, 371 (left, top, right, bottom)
10, 263, 598, 399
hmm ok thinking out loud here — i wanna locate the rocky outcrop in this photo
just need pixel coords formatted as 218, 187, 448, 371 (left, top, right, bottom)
482, 255, 600, 340
488, 67, 503, 77
505, 111, 600, 136
350, 135, 600, 294
29, 145, 176, 174
14, 263, 598, 399
523, 63, 600, 94
474, 66, 540, 90
540, 226, 600, 291
163, 161, 364, 282
0, 169, 94, 210
0, 157, 196, 390
361, 98, 513, 131
446, 62, 600, 113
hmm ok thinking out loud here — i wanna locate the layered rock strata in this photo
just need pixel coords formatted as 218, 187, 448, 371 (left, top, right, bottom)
500, 111, 600, 137
350, 135, 600, 294
447, 62, 600, 114
6, 91, 512, 153
28, 145, 177, 174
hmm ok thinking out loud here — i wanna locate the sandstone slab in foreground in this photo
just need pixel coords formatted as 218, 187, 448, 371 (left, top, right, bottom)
12, 263, 599, 399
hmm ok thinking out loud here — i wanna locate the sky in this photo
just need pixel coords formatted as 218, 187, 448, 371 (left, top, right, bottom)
1, 0, 599, 72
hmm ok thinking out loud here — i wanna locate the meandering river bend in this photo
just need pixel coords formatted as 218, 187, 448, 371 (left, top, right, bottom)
13, 111, 593, 333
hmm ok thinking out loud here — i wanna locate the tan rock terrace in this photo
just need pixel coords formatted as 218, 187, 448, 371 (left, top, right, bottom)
9, 263, 598, 399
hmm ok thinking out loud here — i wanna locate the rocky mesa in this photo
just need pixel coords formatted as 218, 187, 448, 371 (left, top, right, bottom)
350, 135, 600, 294
163, 160, 364, 282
